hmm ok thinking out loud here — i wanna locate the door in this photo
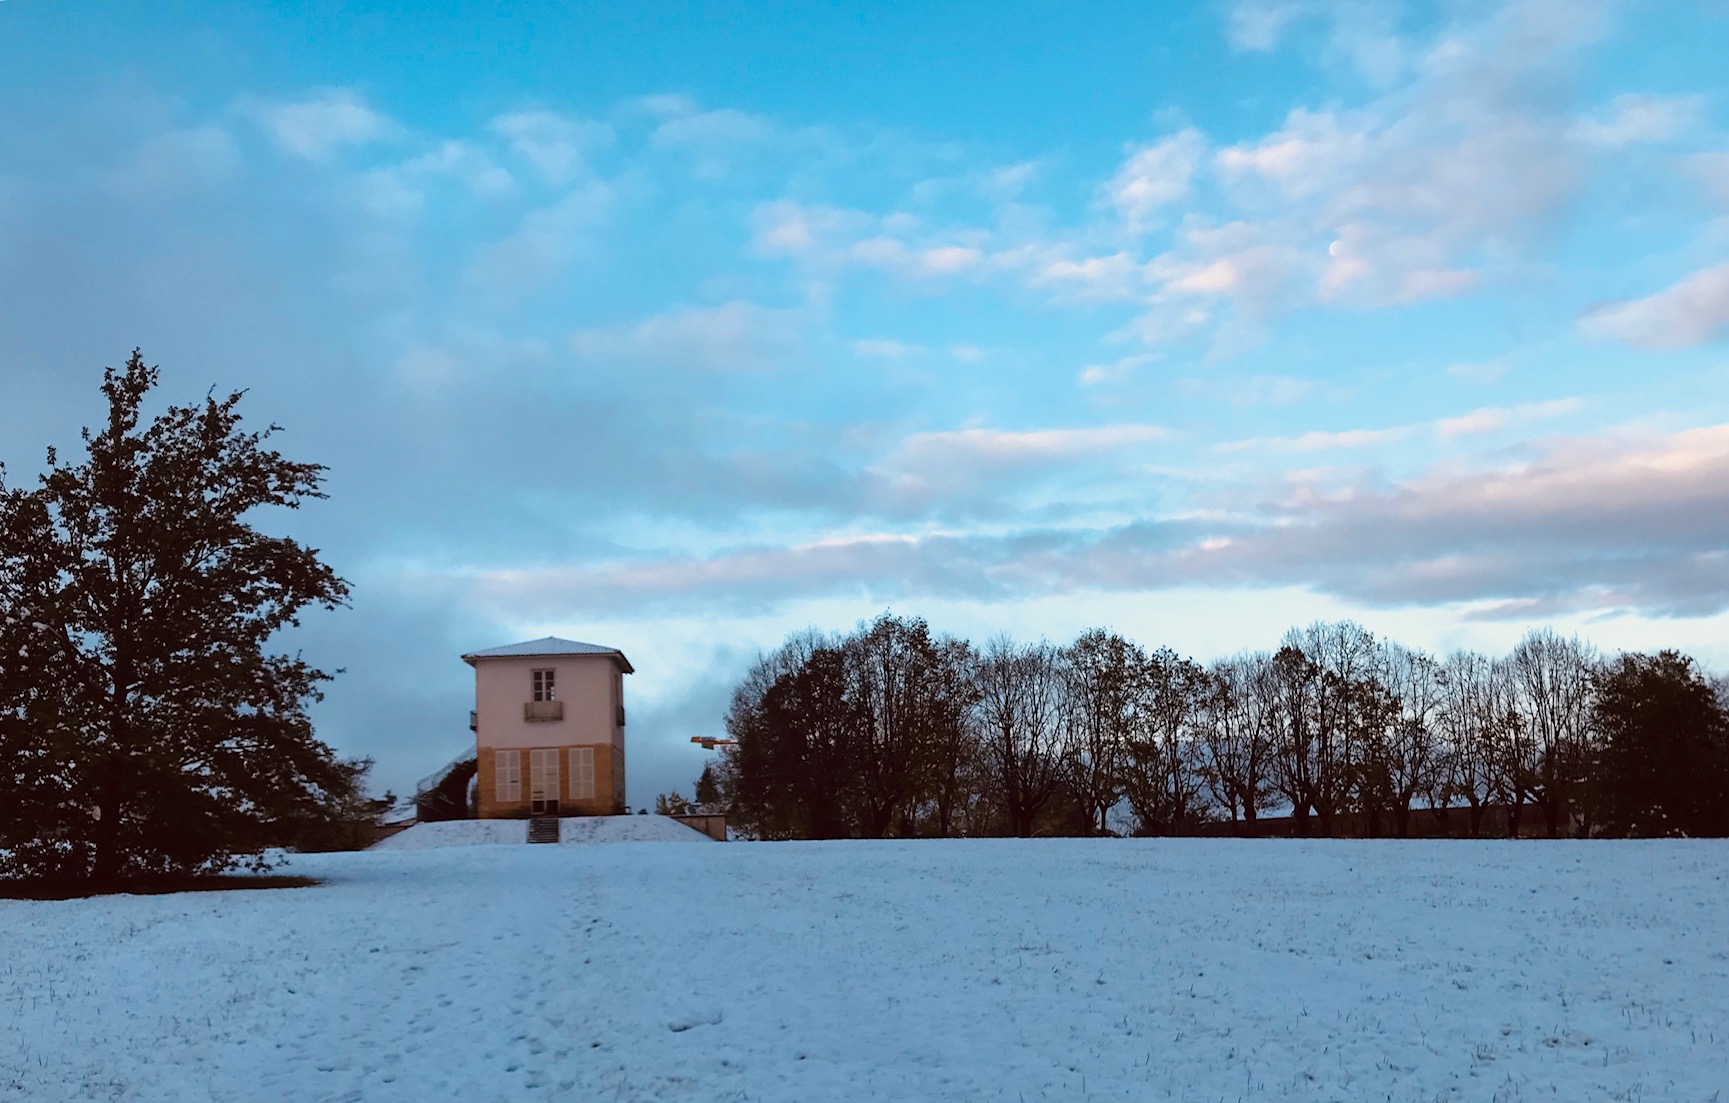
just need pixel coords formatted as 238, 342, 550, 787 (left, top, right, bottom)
529, 748, 561, 816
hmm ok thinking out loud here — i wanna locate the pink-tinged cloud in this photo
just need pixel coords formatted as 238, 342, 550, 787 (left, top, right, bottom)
1582, 264, 1729, 348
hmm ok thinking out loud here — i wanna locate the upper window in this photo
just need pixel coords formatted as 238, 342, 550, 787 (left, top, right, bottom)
532, 668, 556, 701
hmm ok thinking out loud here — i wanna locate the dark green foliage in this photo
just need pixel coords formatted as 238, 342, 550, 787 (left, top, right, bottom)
0, 351, 356, 884
1589, 651, 1729, 837
723, 615, 978, 839
693, 762, 722, 807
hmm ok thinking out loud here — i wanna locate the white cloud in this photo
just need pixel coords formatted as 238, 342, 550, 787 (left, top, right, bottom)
1218, 426, 1412, 452
1032, 252, 1143, 302
400, 141, 514, 197
1148, 220, 1303, 315
1582, 265, 1729, 349
890, 424, 1173, 469
1569, 93, 1702, 148
490, 110, 613, 185
1105, 129, 1206, 234
248, 89, 400, 161
1078, 353, 1160, 387
568, 302, 800, 374
1433, 398, 1581, 439
1216, 108, 1367, 200
463, 183, 615, 297
852, 338, 919, 359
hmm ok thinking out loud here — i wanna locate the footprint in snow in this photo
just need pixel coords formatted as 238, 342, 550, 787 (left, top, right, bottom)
668, 1010, 724, 1032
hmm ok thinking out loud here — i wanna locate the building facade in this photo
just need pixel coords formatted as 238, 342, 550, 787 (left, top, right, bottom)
462, 637, 632, 818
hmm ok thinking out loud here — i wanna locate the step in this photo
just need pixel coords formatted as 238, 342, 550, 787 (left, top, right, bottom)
526, 816, 561, 844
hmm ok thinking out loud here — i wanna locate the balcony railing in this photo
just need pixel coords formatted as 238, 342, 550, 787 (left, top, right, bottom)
617, 705, 626, 727
524, 700, 564, 722
469, 709, 477, 731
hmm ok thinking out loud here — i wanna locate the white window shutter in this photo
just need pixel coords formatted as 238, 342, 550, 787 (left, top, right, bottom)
569, 747, 595, 801
496, 750, 521, 802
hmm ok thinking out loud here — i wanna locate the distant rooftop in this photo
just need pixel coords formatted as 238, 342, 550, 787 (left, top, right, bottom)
461, 636, 634, 673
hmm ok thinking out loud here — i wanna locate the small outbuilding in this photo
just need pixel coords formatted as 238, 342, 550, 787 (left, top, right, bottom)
462, 636, 633, 818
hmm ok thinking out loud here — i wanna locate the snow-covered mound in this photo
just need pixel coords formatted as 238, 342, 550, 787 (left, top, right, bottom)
6, 840, 1726, 1101
373, 814, 711, 850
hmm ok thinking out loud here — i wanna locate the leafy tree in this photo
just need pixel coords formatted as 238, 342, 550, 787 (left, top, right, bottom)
693, 762, 722, 808
0, 352, 352, 885
1588, 651, 1729, 837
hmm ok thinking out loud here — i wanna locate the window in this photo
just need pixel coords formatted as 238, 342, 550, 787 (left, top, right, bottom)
532, 668, 556, 701
494, 750, 522, 803
569, 747, 595, 801
530, 749, 560, 804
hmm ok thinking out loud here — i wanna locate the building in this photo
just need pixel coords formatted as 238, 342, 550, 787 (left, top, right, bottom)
462, 636, 633, 818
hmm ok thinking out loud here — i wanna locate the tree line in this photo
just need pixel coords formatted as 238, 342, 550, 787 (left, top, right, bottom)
690, 614, 1729, 840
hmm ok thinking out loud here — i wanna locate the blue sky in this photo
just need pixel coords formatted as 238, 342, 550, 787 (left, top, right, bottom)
4, 0, 1729, 805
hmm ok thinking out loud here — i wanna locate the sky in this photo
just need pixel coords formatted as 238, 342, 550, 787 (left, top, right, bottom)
3, 0, 1728, 807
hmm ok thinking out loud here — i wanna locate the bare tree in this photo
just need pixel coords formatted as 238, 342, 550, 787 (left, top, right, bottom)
1508, 629, 1600, 837
974, 636, 1068, 837
1377, 642, 1444, 837
1435, 650, 1503, 836
1198, 653, 1277, 835
1061, 629, 1140, 835
1122, 647, 1212, 835
1286, 621, 1387, 836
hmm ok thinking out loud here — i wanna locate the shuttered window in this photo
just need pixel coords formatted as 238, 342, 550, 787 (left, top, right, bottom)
495, 750, 522, 802
569, 747, 596, 801
529, 748, 559, 802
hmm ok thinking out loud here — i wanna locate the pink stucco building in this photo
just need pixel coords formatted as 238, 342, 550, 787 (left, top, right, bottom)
461, 637, 632, 818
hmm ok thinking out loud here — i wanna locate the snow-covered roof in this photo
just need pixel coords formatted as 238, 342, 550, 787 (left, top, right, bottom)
461, 636, 634, 673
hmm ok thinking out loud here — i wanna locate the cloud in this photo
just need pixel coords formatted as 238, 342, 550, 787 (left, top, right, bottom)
1688, 152, 1729, 207
1218, 426, 1411, 453
1433, 398, 1581, 439
567, 302, 801, 375
1582, 264, 1729, 349
1216, 109, 1368, 200
886, 424, 1173, 470
106, 126, 241, 196
1569, 93, 1702, 148
463, 182, 615, 297
651, 108, 799, 178
1176, 373, 1318, 406
852, 338, 920, 359
1078, 353, 1160, 387
490, 110, 614, 185
1223, 0, 1407, 84
1148, 220, 1304, 315
247, 89, 401, 160
1105, 129, 1206, 234
457, 421, 1729, 619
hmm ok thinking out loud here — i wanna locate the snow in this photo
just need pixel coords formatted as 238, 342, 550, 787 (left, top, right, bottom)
373, 815, 712, 850
4, 839, 1726, 1101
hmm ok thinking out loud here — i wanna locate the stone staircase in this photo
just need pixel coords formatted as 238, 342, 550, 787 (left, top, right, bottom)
527, 816, 561, 844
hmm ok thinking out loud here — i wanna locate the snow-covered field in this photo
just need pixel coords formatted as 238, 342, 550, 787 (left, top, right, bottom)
373, 815, 714, 849
4, 835, 1725, 1102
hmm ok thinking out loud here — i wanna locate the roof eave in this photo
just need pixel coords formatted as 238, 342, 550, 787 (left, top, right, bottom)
461, 650, 634, 674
